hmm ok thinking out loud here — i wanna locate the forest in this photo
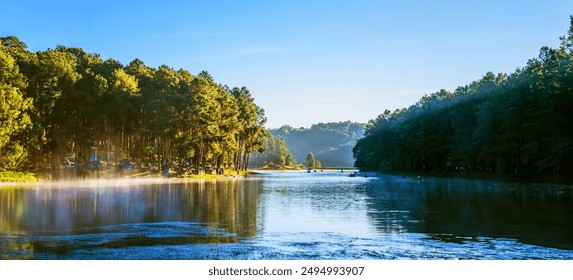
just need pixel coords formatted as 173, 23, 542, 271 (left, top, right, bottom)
271, 121, 364, 167
0, 36, 267, 177
353, 17, 573, 182
248, 134, 296, 169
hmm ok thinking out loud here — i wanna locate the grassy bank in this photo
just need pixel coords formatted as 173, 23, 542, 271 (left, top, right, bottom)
3, 168, 260, 184
177, 169, 252, 179
0, 171, 38, 183
258, 164, 305, 170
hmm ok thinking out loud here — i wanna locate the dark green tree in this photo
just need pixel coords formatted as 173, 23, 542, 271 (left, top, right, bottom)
354, 17, 573, 182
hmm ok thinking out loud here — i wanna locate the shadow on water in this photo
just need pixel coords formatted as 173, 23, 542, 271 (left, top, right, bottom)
0, 179, 261, 259
363, 176, 573, 250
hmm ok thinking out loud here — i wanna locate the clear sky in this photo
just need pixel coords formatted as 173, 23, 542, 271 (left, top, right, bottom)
3, 0, 573, 128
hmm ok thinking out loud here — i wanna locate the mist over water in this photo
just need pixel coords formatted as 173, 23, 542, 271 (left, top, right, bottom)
1, 171, 572, 259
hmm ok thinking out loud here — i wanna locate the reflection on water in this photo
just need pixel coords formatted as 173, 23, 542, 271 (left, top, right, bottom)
0, 179, 260, 259
257, 171, 377, 236
364, 176, 573, 249
1, 171, 573, 259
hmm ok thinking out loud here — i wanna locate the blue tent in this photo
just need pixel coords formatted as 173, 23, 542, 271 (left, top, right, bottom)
121, 162, 134, 170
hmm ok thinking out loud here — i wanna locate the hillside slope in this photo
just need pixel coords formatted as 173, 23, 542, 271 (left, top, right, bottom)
270, 121, 364, 167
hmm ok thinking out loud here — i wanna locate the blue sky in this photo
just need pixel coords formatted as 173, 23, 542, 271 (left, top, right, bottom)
3, 0, 573, 128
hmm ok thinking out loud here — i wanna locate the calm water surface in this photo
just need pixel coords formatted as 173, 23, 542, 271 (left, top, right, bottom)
1, 171, 572, 259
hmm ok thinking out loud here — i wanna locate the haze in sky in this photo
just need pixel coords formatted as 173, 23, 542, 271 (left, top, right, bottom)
3, 0, 573, 128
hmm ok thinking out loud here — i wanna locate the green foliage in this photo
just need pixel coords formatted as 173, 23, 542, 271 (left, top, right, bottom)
0, 171, 37, 182
270, 121, 364, 167
0, 36, 268, 174
306, 152, 315, 169
0, 44, 32, 170
232, 86, 268, 170
354, 17, 573, 182
2, 143, 28, 170
249, 134, 294, 168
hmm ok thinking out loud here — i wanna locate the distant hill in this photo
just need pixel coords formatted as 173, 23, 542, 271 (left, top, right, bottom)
269, 121, 365, 167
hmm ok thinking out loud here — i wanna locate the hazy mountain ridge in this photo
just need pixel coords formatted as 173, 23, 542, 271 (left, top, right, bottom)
269, 121, 365, 167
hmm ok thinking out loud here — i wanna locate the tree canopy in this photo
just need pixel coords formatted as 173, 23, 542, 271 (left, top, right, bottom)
353, 17, 573, 182
306, 152, 316, 169
248, 134, 295, 168
0, 37, 267, 175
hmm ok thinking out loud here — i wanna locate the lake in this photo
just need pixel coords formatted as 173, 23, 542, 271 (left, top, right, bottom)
1, 170, 572, 259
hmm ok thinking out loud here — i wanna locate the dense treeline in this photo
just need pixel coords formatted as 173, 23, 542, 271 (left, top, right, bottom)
249, 134, 296, 168
354, 18, 573, 182
0, 36, 267, 175
271, 121, 364, 167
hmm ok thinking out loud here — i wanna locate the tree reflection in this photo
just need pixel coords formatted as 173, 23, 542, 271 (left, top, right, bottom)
364, 177, 573, 249
0, 179, 261, 258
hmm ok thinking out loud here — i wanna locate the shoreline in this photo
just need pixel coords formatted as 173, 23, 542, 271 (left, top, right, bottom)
371, 169, 573, 186
0, 168, 359, 186
4, 169, 571, 187
0, 170, 259, 187
0, 175, 256, 187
